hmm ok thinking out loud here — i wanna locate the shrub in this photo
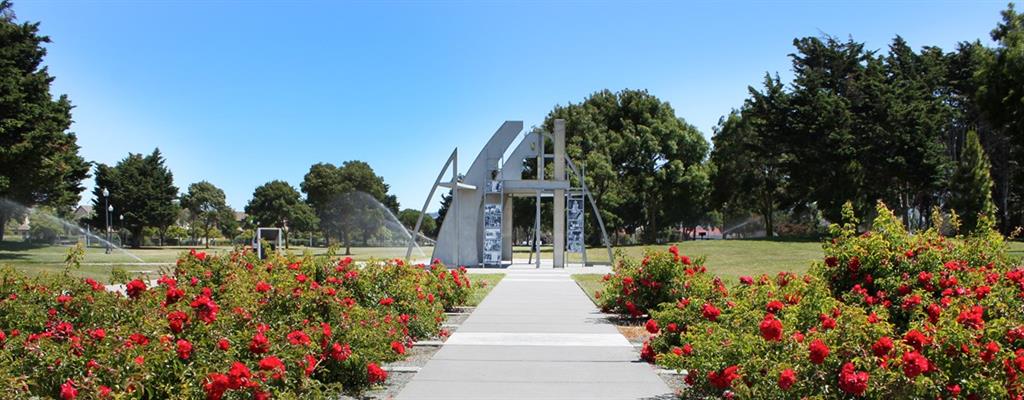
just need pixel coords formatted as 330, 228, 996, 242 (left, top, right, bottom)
598, 246, 708, 318
612, 202, 1024, 399
0, 248, 472, 398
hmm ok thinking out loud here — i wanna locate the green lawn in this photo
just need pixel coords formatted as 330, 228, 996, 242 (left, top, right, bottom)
572, 273, 604, 305
466, 274, 504, 306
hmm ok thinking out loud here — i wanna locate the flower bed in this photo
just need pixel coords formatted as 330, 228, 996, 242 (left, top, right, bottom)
0, 249, 472, 399
603, 202, 1024, 398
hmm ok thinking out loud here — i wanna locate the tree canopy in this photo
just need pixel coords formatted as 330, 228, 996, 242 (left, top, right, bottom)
245, 180, 318, 248
181, 181, 235, 248
301, 160, 398, 254
0, 0, 89, 240
88, 149, 178, 248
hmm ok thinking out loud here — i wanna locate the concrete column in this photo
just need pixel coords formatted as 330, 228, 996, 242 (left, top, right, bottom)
501, 193, 513, 262
553, 119, 566, 268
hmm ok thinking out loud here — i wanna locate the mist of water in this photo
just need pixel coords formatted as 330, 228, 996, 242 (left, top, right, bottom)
0, 198, 144, 262
333, 191, 434, 259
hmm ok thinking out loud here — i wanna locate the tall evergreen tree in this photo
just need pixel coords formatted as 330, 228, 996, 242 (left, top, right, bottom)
88, 149, 178, 248
948, 131, 997, 232
181, 181, 234, 248
0, 0, 89, 240
244, 180, 318, 248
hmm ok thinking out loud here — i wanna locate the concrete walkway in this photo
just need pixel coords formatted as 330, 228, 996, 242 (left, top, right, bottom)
397, 264, 673, 400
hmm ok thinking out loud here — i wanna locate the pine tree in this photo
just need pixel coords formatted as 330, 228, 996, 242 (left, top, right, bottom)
948, 131, 997, 232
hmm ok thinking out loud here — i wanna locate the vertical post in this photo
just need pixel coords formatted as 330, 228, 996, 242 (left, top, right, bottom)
534, 190, 541, 269
581, 162, 588, 267
501, 193, 513, 262
553, 119, 566, 268
453, 150, 459, 266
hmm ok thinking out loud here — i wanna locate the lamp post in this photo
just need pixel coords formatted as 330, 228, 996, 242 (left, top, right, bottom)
119, 214, 125, 246
103, 188, 111, 254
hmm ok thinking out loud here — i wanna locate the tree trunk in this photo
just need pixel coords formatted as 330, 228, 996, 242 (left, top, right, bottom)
0, 214, 7, 242
764, 212, 774, 238
284, 229, 289, 249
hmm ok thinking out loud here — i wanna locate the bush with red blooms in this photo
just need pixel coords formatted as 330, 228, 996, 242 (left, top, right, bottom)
598, 245, 708, 318
0, 248, 474, 398
622, 202, 1024, 398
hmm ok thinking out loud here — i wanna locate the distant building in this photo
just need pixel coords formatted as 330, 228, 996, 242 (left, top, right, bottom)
73, 205, 94, 222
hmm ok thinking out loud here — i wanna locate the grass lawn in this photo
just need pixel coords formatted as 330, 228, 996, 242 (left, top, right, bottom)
466, 274, 504, 306
572, 273, 604, 305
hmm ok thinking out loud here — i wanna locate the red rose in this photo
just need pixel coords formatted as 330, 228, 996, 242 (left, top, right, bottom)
259, 356, 286, 379
838, 362, 869, 395
666, 323, 678, 333
981, 341, 1000, 363
89, 328, 106, 341
956, 305, 985, 330
901, 351, 929, 378
809, 339, 830, 364
759, 313, 783, 341
778, 368, 796, 390
645, 319, 659, 334
227, 362, 255, 389
249, 332, 270, 354
766, 300, 785, 313
707, 365, 740, 389
903, 329, 931, 351
204, 373, 229, 400
391, 341, 406, 355
640, 341, 656, 362
176, 339, 192, 360
255, 281, 271, 293
125, 279, 147, 299
379, 297, 395, 306
871, 337, 893, 357
60, 379, 77, 399
167, 311, 189, 333
819, 314, 836, 330
287, 330, 310, 346
189, 294, 220, 324
701, 303, 721, 321
739, 276, 753, 285
367, 362, 388, 383
217, 338, 230, 351
330, 342, 352, 361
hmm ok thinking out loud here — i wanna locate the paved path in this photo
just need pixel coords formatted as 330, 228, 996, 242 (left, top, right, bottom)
398, 264, 673, 400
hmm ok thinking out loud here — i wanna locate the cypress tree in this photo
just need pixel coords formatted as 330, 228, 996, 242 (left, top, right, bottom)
948, 131, 997, 232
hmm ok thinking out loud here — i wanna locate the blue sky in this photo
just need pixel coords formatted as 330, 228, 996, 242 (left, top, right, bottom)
14, 0, 1008, 212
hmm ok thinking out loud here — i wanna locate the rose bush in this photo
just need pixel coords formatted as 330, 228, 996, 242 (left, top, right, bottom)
598, 245, 708, 318
605, 202, 1024, 398
0, 249, 472, 399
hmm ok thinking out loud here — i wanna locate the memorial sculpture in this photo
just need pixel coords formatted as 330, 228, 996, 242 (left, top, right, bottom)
406, 120, 612, 268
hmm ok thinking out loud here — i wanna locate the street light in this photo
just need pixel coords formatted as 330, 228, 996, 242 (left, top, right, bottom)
119, 214, 125, 246
102, 188, 111, 254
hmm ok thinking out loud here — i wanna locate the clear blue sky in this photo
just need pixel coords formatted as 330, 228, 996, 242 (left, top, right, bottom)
14, 0, 1008, 212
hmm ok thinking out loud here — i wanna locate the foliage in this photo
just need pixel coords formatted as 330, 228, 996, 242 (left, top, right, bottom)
301, 161, 399, 254
181, 181, 236, 249
27, 206, 62, 243
597, 246, 707, 318
398, 209, 435, 239
615, 202, 1024, 399
543, 89, 711, 242
88, 149, 178, 248
0, 0, 90, 241
0, 249, 472, 398
244, 180, 319, 245
948, 131, 998, 232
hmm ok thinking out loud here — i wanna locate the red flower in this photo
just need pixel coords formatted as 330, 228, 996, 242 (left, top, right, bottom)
872, 337, 893, 357
903, 329, 931, 351
204, 373, 229, 400
640, 340, 656, 362
295, 274, 307, 283
84, 278, 104, 291
379, 297, 395, 306
304, 354, 317, 376
766, 300, 785, 313
125, 279, 147, 299
60, 379, 77, 399
759, 313, 783, 341
89, 328, 106, 341
901, 351, 929, 378
819, 314, 836, 330
666, 323, 679, 333
925, 303, 942, 324
227, 362, 255, 389
258, 356, 286, 379
287, 330, 310, 346
98, 386, 111, 397
165, 286, 185, 305
981, 341, 1000, 363
330, 342, 352, 361
167, 311, 189, 333
778, 368, 797, 390
255, 281, 271, 293
190, 249, 207, 261
739, 276, 753, 285
838, 362, 869, 396
707, 365, 740, 389
176, 339, 193, 360
367, 362, 388, 384
391, 341, 406, 355
645, 319, 659, 334
809, 339, 830, 364
956, 305, 985, 330
249, 332, 270, 354
218, 338, 230, 351
701, 303, 721, 321
190, 293, 220, 324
